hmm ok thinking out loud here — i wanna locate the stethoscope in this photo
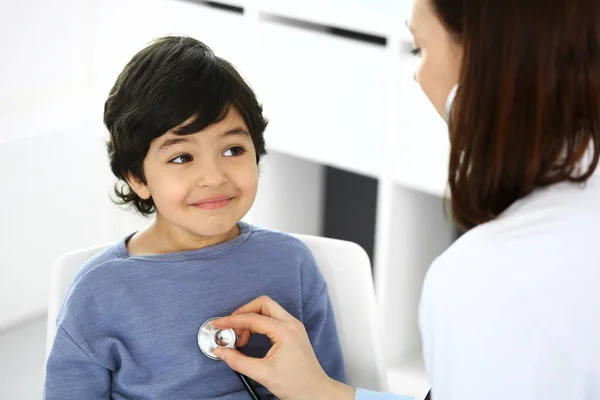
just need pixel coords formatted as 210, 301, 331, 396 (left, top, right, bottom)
446, 84, 458, 129
415, 86, 456, 400
198, 317, 263, 400
415, 85, 457, 400
199, 316, 433, 400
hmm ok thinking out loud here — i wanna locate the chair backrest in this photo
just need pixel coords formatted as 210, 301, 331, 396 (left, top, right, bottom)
46, 234, 388, 392
46, 243, 109, 359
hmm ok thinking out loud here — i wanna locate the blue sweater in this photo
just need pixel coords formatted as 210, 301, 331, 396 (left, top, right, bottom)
44, 222, 346, 399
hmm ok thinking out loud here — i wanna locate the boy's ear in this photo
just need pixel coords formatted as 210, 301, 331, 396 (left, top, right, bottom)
125, 173, 151, 200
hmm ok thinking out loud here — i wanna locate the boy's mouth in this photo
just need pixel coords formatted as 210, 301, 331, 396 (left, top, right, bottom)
191, 196, 234, 210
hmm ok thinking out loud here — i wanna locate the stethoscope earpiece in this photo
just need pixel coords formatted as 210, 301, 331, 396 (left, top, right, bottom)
446, 84, 458, 133
446, 84, 459, 127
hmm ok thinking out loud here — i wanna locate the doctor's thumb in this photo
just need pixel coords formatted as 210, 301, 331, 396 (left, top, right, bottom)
214, 348, 267, 382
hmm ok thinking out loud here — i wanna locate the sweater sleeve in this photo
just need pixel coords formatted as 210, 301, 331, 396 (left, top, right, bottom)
44, 260, 117, 400
304, 284, 347, 383
299, 247, 347, 383
44, 325, 111, 399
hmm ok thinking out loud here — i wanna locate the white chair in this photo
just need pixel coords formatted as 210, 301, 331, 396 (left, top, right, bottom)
46, 234, 388, 392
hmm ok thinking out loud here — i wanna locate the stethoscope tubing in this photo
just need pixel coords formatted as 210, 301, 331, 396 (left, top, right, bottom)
236, 372, 262, 400
198, 317, 263, 399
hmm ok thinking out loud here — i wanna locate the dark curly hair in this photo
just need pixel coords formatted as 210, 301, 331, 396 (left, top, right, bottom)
104, 36, 268, 215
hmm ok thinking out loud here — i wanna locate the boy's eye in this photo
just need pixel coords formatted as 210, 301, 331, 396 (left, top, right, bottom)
170, 154, 193, 164
223, 146, 246, 157
411, 47, 422, 56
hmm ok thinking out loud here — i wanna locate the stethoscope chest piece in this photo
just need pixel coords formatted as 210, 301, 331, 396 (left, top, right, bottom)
197, 317, 263, 400
198, 317, 237, 360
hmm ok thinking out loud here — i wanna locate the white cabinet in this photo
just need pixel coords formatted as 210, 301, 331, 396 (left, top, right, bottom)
249, 19, 389, 177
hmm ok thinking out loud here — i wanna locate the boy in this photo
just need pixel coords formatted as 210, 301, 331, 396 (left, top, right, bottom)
44, 36, 345, 399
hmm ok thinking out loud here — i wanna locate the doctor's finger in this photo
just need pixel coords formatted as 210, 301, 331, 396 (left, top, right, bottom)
235, 329, 251, 348
213, 313, 285, 340
231, 295, 296, 323
213, 348, 269, 384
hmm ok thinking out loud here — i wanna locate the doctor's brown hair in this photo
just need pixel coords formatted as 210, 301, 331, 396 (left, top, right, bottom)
433, 0, 600, 230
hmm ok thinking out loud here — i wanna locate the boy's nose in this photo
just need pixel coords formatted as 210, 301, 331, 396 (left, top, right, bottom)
195, 160, 229, 187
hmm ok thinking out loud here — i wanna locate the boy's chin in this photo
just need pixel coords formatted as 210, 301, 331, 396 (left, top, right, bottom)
157, 207, 247, 240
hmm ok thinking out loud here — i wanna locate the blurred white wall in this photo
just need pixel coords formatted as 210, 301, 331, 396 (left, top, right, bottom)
0, 0, 93, 112
0, 0, 105, 330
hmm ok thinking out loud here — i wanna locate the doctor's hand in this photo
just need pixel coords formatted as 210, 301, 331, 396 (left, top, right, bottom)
211, 296, 355, 400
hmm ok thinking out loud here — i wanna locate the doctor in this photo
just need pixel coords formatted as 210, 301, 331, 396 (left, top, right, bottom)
213, 0, 600, 398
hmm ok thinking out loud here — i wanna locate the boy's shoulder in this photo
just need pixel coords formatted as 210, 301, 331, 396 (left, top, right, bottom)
57, 236, 135, 325
66, 236, 132, 296
245, 224, 324, 282
246, 224, 313, 257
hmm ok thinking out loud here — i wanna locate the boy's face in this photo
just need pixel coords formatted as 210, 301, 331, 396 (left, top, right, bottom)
129, 107, 258, 241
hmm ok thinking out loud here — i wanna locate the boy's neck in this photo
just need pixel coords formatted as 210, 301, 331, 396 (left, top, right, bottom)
127, 217, 241, 256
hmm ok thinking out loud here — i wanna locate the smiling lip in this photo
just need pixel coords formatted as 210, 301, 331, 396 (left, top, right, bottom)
192, 197, 233, 210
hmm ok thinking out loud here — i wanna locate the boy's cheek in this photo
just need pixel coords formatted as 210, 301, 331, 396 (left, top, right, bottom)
232, 163, 259, 188
149, 182, 190, 208
240, 174, 259, 199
